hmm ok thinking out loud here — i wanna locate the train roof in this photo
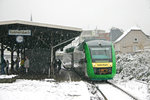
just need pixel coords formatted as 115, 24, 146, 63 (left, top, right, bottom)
85, 40, 112, 47
76, 40, 112, 51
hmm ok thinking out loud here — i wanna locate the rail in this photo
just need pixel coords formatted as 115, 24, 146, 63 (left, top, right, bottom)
94, 83, 108, 100
106, 81, 139, 100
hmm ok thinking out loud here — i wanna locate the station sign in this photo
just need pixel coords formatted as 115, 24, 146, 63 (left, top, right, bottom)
8, 30, 31, 36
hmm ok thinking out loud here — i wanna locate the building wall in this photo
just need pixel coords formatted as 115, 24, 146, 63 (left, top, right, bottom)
97, 33, 110, 41
115, 30, 150, 54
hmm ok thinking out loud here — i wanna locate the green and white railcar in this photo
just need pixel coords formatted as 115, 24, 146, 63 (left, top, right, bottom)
73, 39, 116, 80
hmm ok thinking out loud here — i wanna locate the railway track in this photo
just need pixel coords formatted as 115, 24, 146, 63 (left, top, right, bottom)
87, 81, 139, 100
61, 63, 139, 100
95, 83, 108, 100
86, 81, 108, 100
106, 81, 138, 100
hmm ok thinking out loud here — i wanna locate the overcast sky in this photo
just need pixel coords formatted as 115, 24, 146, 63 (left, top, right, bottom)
0, 0, 150, 34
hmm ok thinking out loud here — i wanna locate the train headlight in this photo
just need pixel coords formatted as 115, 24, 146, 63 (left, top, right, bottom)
92, 63, 96, 67
109, 63, 113, 67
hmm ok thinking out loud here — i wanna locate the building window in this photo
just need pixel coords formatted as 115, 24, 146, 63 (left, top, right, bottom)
133, 45, 139, 52
133, 38, 138, 43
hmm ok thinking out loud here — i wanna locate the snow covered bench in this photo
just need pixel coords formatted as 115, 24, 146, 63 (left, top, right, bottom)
0, 75, 17, 83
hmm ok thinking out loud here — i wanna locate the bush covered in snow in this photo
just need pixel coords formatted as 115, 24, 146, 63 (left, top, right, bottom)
116, 51, 150, 82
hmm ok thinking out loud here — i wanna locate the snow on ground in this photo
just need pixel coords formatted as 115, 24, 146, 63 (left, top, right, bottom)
0, 79, 90, 100
111, 74, 150, 100
115, 51, 150, 99
114, 79, 149, 100
0, 76, 150, 100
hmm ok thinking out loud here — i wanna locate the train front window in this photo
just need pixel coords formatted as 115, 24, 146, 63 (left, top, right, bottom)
90, 47, 112, 62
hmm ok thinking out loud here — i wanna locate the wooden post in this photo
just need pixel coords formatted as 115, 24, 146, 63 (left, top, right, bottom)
23, 47, 25, 59
1, 43, 4, 58
1, 43, 4, 74
21, 49, 23, 59
49, 46, 54, 78
10, 48, 14, 73
71, 52, 74, 68
17, 49, 19, 58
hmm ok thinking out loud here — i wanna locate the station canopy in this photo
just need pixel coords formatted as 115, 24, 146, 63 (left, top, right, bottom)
0, 20, 82, 50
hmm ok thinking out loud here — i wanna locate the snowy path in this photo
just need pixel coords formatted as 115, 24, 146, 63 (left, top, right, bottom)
97, 84, 134, 100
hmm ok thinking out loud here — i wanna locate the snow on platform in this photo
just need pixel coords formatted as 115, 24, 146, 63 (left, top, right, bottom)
0, 75, 17, 79
0, 79, 90, 100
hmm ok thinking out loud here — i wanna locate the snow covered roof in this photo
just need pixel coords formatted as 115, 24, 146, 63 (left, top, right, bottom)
0, 20, 82, 31
115, 26, 141, 43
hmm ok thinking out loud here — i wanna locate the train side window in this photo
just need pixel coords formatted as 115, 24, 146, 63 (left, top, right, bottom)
73, 50, 86, 67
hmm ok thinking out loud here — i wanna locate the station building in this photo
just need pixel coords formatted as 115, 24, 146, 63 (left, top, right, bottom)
0, 20, 82, 77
